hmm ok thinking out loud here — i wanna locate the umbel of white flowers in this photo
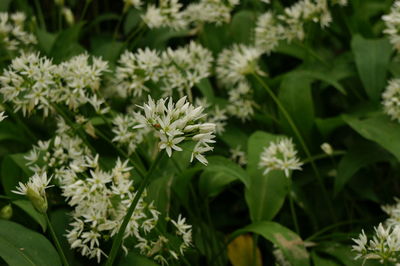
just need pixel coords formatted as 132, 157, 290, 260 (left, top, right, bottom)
258, 137, 303, 177
134, 96, 216, 165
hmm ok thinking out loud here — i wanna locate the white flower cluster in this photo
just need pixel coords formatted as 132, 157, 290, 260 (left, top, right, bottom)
134, 96, 216, 165
141, 0, 186, 30
383, 0, 400, 52
61, 156, 155, 262
112, 114, 150, 155
114, 41, 213, 98
0, 111, 6, 122
124, 0, 142, 10
0, 12, 37, 52
24, 118, 92, 177
352, 198, 400, 263
217, 44, 262, 87
216, 45, 261, 121
226, 82, 256, 121
352, 224, 400, 263
255, 0, 333, 54
0, 53, 109, 117
259, 137, 303, 177
141, 0, 239, 30
382, 79, 400, 123
183, 0, 239, 26
12, 172, 53, 213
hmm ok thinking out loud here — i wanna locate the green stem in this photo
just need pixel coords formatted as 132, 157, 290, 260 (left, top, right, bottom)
302, 150, 346, 164
33, 0, 46, 30
45, 214, 69, 266
253, 73, 336, 221
105, 151, 164, 266
80, 0, 91, 21
289, 190, 300, 235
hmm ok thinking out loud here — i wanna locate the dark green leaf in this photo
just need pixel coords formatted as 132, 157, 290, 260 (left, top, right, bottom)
246, 131, 288, 221
12, 200, 46, 232
0, 219, 61, 266
351, 35, 392, 101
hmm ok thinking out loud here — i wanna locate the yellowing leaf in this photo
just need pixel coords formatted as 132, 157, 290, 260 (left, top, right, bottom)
227, 234, 262, 266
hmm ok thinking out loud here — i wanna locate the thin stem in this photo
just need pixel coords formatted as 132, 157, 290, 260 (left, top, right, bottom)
302, 150, 346, 164
45, 214, 69, 266
289, 191, 300, 235
33, 0, 46, 30
105, 151, 164, 266
80, 0, 91, 21
253, 73, 336, 221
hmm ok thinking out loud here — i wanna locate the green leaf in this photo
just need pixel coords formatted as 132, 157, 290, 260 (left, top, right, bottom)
196, 78, 215, 101
35, 28, 56, 55
0, 219, 61, 266
343, 112, 400, 161
334, 142, 391, 196
279, 73, 314, 145
50, 22, 85, 62
291, 70, 346, 95
245, 131, 289, 221
0, 121, 29, 144
0, 0, 11, 11
1, 154, 32, 197
118, 252, 158, 266
311, 251, 341, 266
199, 156, 248, 198
228, 10, 257, 44
232, 221, 310, 266
12, 200, 47, 232
91, 41, 125, 63
351, 35, 392, 101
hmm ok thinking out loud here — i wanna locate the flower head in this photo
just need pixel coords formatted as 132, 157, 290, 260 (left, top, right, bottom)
258, 137, 303, 177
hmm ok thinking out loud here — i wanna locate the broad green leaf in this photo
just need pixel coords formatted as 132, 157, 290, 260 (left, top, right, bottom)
232, 221, 310, 266
219, 125, 248, 151
291, 70, 346, 95
50, 22, 85, 62
1, 154, 32, 197
351, 35, 392, 101
91, 41, 125, 63
118, 252, 158, 266
0, 0, 11, 11
245, 131, 288, 221
343, 112, 400, 161
311, 251, 341, 266
196, 78, 215, 101
12, 200, 47, 232
35, 28, 56, 55
228, 10, 257, 44
147, 174, 174, 212
0, 121, 29, 144
334, 142, 392, 195
315, 116, 345, 138
123, 9, 141, 35
279, 73, 314, 145
199, 156, 248, 198
0, 219, 61, 266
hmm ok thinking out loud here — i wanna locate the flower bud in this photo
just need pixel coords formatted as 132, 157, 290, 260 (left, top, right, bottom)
0, 204, 12, 220
26, 187, 48, 213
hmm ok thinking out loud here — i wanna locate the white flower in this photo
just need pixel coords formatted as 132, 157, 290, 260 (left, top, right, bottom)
12, 172, 53, 213
383, 0, 400, 52
141, 0, 187, 30
0, 111, 7, 122
383, 79, 400, 122
134, 96, 216, 164
255, 12, 286, 54
216, 44, 262, 86
259, 138, 303, 177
